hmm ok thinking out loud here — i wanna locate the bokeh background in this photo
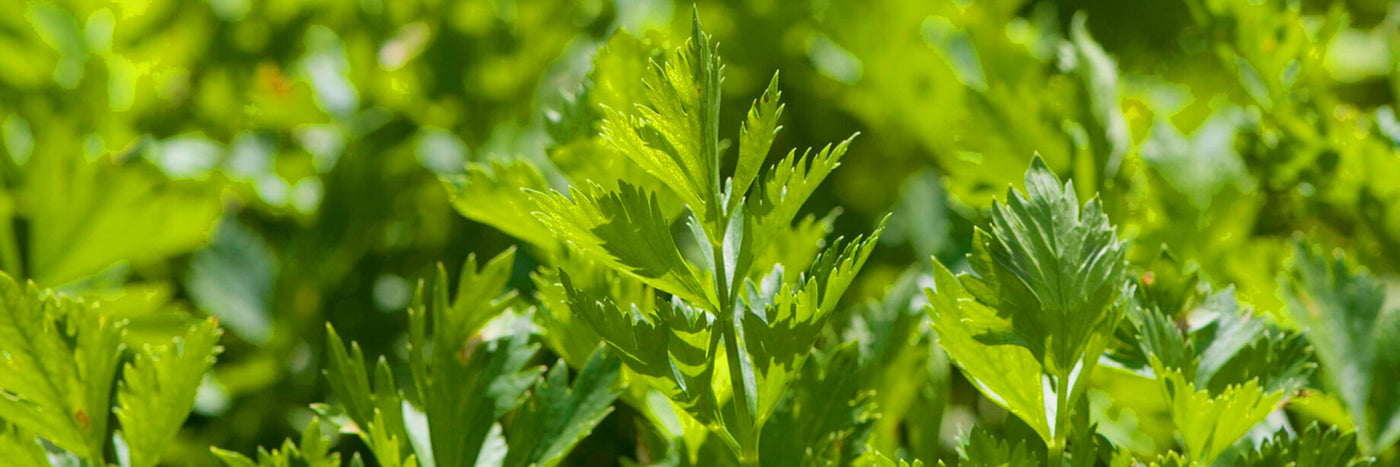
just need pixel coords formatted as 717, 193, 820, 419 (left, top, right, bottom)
2, 0, 1399, 464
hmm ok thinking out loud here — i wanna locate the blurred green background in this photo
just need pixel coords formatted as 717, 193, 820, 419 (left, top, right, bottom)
2, 0, 1398, 464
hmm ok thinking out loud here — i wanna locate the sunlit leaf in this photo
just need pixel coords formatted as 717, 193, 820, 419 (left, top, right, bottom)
115, 319, 222, 467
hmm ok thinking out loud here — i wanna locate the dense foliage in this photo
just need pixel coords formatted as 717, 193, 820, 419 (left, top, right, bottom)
2, 0, 1399, 465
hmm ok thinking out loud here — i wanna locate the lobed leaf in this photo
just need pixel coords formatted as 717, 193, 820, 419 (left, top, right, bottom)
759, 343, 877, 467
1154, 362, 1283, 464
745, 136, 856, 257
115, 318, 223, 467
404, 251, 542, 467
531, 254, 649, 369
0, 272, 124, 460
443, 161, 559, 253
969, 156, 1129, 376
1281, 242, 1400, 454
730, 72, 784, 213
925, 259, 1051, 442
211, 418, 340, 467
597, 12, 723, 226
1239, 422, 1373, 467
955, 427, 1038, 467
530, 182, 715, 310
323, 325, 408, 463
27, 150, 220, 287
503, 347, 624, 467
562, 274, 717, 420
742, 224, 884, 425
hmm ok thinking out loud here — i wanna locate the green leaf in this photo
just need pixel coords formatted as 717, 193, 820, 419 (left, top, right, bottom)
531, 182, 714, 310
1239, 423, 1373, 467
319, 247, 532, 467
1067, 13, 1129, 179
745, 136, 856, 258
742, 225, 884, 426
1200, 323, 1314, 395
441, 248, 520, 344
751, 212, 836, 284
503, 347, 624, 467
531, 254, 646, 368
1125, 300, 1197, 377
955, 427, 1038, 467
1135, 248, 1204, 318
26, 149, 221, 287
361, 409, 418, 467
562, 273, 718, 420
115, 318, 223, 467
413, 320, 541, 467
1124, 260, 1315, 396
925, 259, 1051, 442
1281, 242, 1400, 454
1189, 290, 1264, 388
1146, 451, 1194, 467
211, 418, 340, 467
0, 422, 48, 467
730, 72, 784, 213
597, 12, 722, 225
0, 271, 124, 461
1153, 362, 1282, 464
443, 161, 559, 253
844, 268, 947, 461
406, 250, 542, 467
970, 156, 1129, 376
323, 325, 408, 464
759, 343, 877, 467
925, 158, 1130, 446
853, 450, 925, 467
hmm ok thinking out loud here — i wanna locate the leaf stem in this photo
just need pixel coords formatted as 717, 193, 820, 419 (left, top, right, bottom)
712, 223, 760, 463
1049, 372, 1072, 466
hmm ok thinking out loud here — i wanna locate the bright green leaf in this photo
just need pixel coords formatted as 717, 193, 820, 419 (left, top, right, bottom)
925, 258, 1051, 442
405, 250, 542, 467
1281, 242, 1400, 454
1239, 422, 1373, 467
115, 318, 223, 467
443, 161, 559, 253
742, 225, 884, 426
562, 273, 717, 420
730, 72, 784, 213
531, 182, 714, 310
1154, 362, 1282, 464
969, 156, 1129, 376
503, 347, 624, 467
0, 422, 48, 467
26, 150, 220, 287
597, 12, 722, 225
0, 271, 124, 461
759, 343, 877, 467
211, 418, 340, 467
955, 427, 1038, 467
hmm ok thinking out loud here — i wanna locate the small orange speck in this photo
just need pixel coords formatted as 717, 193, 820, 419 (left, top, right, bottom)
257, 62, 293, 98
1142, 272, 1155, 286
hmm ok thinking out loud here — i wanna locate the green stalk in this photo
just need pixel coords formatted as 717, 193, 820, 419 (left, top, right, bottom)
1048, 372, 1072, 466
695, 20, 760, 458
722, 318, 760, 465
709, 206, 760, 464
